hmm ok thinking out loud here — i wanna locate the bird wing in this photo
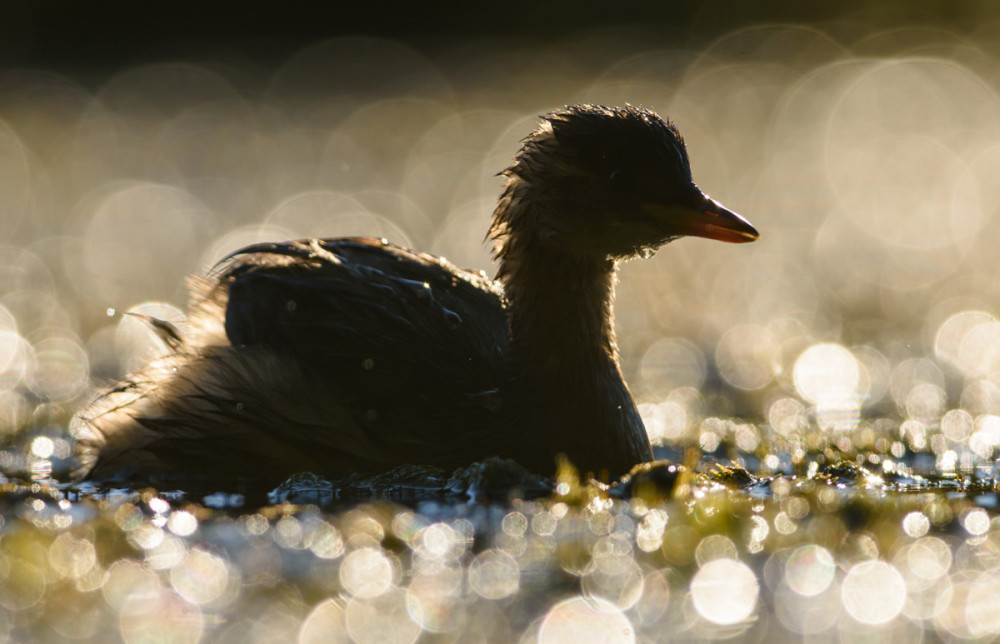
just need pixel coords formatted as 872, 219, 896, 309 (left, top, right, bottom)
192, 237, 515, 471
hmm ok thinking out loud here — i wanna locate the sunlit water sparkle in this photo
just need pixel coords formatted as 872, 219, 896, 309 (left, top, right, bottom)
0, 13, 997, 644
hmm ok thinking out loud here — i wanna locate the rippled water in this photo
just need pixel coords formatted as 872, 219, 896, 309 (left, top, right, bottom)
1, 10, 1000, 643
0, 451, 995, 642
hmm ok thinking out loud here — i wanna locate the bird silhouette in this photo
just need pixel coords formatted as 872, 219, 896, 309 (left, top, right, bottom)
73, 104, 758, 483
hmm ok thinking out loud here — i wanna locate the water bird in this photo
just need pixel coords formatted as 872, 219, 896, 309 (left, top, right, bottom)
73, 104, 758, 483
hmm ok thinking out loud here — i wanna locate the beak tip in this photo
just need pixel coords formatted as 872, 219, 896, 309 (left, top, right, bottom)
640, 197, 760, 245
704, 221, 759, 244
706, 201, 759, 244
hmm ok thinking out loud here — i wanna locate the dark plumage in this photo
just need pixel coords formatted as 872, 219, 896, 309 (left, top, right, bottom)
73, 104, 758, 483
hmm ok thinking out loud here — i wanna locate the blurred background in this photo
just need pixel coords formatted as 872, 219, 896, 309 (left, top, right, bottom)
2, 3, 1000, 643
3, 0, 1000, 465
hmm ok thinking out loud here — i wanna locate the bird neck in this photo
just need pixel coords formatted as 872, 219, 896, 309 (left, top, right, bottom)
502, 248, 619, 372
494, 204, 652, 479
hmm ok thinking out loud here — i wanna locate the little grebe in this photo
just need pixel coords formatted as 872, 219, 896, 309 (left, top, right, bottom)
73, 104, 758, 482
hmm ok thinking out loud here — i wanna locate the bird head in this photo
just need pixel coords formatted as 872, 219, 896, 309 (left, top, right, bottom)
490, 104, 758, 263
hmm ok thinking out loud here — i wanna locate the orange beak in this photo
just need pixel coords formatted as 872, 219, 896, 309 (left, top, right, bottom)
642, 192, 759, 244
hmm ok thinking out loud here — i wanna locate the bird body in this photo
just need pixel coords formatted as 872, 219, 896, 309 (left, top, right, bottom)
73, 104, 758, 482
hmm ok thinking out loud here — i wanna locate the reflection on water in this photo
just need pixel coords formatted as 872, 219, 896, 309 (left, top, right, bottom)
0, 11, 998, 643
0, 465, 997, 642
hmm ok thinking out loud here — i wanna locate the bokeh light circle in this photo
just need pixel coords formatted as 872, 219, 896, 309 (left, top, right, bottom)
468, 549, 519, 600
841, 560, 906, 625
715, 324, 779, 390
784, 545, 836, 597
793, 343, 860, 404
581, 553, 644, 610
639, 337, 707, 392
537, 595, 635, 644
690, 558, 759, 625
340, 547, 395, 599
345, 586, 420, 644
169, 548, 230, 606
299, 599, 350, 644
